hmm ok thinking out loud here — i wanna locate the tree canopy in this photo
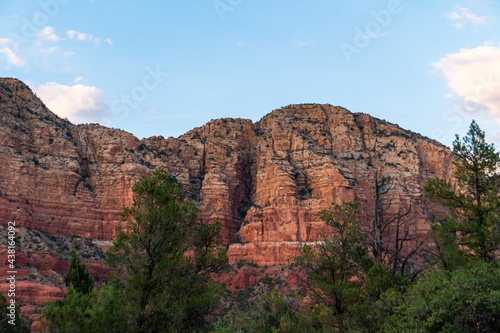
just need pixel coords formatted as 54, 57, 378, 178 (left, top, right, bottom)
63, 248, 94, 295
425, 120, 500, 266
43, 168, 227, 332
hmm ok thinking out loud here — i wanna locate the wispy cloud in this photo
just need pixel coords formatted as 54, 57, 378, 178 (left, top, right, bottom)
446, 6, 487, 29
433, 44, 500, 121
37, 26, 62, 42
0, 38, 11, 47
1, 26, 64, 68
66, 30, 101, 45
0, 42, 25, 67
35, 82, 110, 124
0, 25, 110, 70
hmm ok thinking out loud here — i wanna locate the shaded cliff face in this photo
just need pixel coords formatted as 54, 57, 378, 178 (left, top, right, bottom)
0, 77, 453, 273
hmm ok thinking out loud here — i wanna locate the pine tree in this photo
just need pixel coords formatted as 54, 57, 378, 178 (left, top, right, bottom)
107, 168, 227, 332
425, 120, 500, 264
63, 248, 94, 294
43, 168, 227, 332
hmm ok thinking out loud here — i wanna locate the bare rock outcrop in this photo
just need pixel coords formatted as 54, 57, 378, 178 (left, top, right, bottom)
0, 78, 453, 301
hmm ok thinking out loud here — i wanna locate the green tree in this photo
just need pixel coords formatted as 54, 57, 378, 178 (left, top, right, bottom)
294, 202, 372, 332
425, 120, 500, 265
384, 261, 500, 332
294, 201, 415, 332
0, 293, 30, 333
107, 168, 227, 332
43, 168, 227, 332
42, 283, 129, 333
381, 122, 500, 332
347, 262, 410, 332
63, 248, 94, 294
43, 250, 127, 332
213, 289, 318, 333
42, 285, 96, 333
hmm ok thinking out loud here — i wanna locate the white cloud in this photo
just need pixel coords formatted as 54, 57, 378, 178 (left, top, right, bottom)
446, 6, 487, 28
66, 30, 84, 40
447, 11, 461, 21
35, 82, 110, 124
0, 38, 24, 67
37, 26, 62, 41
0, 38, 11, 47
0, 47, 25, 67
74, 77, 84, 83
106, 38, 113, 45
66, 30, 101, 45
433, 44, 500, 121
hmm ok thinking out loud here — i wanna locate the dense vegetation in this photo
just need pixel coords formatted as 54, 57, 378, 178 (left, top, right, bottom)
7, 121, 497, 332
213, 121, 500, 332
40, 169, 228, 332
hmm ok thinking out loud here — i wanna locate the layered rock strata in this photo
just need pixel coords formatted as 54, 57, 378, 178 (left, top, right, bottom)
0, 77, 453, 274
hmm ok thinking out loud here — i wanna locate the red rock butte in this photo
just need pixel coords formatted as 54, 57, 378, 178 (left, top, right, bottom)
0, 77, 452, 290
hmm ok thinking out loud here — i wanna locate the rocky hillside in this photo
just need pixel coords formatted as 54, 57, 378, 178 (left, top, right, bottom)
0, 78, 453, 306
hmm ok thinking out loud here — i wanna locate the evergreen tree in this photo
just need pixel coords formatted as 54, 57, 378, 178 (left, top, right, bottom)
384, 261, 500, 332
63, 248, 94, 294
107, 168, 227, 332
294, 201, 413, 332
213, 289, 316, 333
42, 285, 97, 333
0, 293, 30, 333
379, 122, 500, 332
43, 168, 227, 332
425, 120, 500, 265
42, 249, 95, 331
42, 283, 129, 333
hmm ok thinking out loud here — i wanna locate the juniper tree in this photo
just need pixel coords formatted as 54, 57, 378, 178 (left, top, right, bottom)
107, 168, 228, 332
43, 168, 227, 332
63, 248, 94, 295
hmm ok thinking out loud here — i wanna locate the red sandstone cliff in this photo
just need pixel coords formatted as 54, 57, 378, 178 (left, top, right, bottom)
0, 77, 453, 304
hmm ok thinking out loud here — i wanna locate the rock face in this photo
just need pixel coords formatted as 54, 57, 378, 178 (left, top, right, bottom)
0, 78, 453, 286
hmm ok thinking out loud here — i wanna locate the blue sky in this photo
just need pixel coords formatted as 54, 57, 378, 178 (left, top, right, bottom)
1, 1, 500, 147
